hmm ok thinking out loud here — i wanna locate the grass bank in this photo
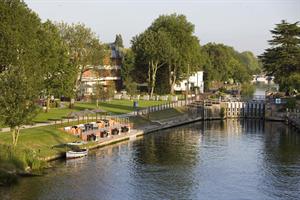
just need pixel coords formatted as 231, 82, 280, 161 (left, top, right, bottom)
33, 100, 167, 123
0, 106, 186, 186
130, 107, 187, 128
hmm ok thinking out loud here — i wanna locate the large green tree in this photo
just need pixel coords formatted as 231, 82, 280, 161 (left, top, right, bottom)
115, 34, 124, 48
38, 20, 77, 112
132, 13, 203, 95
238, 51, 262, 74
202, 43, 253, 89
260, 20, 300, 92
148, 14, 203, 94
56, 22, 105, 99
132, 30, 171, 96
0, 0, 43, 146
0, 66, 39, 147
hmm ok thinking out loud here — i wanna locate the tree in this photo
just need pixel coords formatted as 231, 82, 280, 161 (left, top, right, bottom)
0, 66, 39, 147
56, 22, 105, 99
131, 13, 203, 95
132, 30, 170, 96
0, 0, 43, 147
121, 49, 138, 94
94, 82, 116, 102
115, 34, 124, 48
121, 49, 135, 82
238, 51, 262, 74
38, 20, 77, 112
260, 20, 300, 92
124, 77, 138, 95
202, 43, 253, 88
148, 14, 203, 94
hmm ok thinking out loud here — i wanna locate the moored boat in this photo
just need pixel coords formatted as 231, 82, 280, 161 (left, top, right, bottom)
67, 141, 86, 146
66, 149, 88, 159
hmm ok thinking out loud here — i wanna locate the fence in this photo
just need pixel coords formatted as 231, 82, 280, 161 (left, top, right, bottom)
131, 97, 198, 117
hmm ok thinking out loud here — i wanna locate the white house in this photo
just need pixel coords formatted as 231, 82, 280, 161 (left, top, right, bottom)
173, 71, 204, 93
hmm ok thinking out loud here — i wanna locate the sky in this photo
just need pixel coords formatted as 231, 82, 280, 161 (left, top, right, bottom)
25, 0, 300, 55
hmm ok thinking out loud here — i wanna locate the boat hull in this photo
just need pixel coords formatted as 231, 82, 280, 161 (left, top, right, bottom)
66, 150, 88, 159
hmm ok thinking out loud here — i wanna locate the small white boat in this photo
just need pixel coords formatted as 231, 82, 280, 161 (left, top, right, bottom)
66, 141, 86, 146
66, 149, 88, 159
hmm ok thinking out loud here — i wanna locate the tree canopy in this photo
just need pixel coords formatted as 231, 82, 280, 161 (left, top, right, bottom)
0, 0, 43, 146
115, 34, 124, 48
202, 43, 258, 89
132, 13, 203, 95
260, 20, 300, 92
38, 20, 77, 111
56, 22, 105, 98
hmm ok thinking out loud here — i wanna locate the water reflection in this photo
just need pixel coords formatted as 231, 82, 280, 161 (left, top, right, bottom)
0, 120, 299, 200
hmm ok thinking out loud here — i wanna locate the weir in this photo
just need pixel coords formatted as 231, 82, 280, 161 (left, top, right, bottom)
188, 99, 266, 120
187, 97, 299, 132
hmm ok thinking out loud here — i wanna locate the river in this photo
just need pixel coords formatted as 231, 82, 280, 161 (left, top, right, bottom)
0, 119, 299, 200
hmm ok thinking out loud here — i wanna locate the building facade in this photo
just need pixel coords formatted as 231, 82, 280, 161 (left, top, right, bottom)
80, 43, 123, 98
173, 71, 204, 93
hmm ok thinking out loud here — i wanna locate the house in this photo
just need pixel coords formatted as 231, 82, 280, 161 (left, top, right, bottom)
79, 43, 123, 99
173, 71, 204, 93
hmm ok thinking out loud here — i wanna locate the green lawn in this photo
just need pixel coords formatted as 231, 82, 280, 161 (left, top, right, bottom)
148, 108, 186, 120
129, 107, 186, 128
33, 100, 167, 123
0, 126, 79, 158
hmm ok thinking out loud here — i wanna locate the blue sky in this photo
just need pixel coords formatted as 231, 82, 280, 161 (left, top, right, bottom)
25, 0, 300, 55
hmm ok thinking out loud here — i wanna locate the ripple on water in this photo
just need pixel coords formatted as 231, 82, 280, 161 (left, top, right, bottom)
0, 120, 300, 200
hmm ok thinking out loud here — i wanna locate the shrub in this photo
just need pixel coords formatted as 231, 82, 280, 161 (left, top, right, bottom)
241, 84, 255, 99
286, 98, 296, 110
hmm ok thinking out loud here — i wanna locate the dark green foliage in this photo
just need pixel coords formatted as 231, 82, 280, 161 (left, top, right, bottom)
121, 49, 135, 82
241, 84, 255, 99
0, 169, 18, 186
0, 65, 39, 146
260, 20, 300, 92
238, 51, 262, 74
202, 43, 253, 86
124, 77, 138, 95
132, 13, 203, 95
286, 98, 296, 109
0, 1, 51, 146
39, 20, 77, 97
56, 22, 105, 97
115, 34, 124, 48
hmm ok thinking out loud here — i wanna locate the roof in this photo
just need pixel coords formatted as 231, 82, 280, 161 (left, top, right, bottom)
108, 43, 123, 59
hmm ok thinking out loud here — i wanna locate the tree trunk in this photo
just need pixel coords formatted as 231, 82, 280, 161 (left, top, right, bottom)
148, 61, 151, 96
150, 61, 159, 97
75, 65, 87, 99
12, 127, 20, 148
46, 96, 50, 113
169, 65, 177, 94
69, 98, 75, 109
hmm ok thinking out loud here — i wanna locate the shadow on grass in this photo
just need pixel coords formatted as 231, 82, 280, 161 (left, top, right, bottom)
75, 103, 135, 114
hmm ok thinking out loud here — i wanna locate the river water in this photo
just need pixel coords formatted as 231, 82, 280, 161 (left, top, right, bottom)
0, 120, 299, 200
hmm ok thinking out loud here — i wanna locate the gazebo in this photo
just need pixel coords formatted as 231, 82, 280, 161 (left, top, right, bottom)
91, 108, 108, 121
67, 111, 84, 124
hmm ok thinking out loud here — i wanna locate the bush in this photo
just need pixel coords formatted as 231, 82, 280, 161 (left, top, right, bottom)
0, 169, 18, 186
241, 84, 255, 99
0, 144, 45, 173
286, 98, 296, 109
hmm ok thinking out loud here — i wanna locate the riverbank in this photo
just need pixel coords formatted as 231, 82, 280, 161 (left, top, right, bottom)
0, 107, 187, 185
1, 104, 298, 186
